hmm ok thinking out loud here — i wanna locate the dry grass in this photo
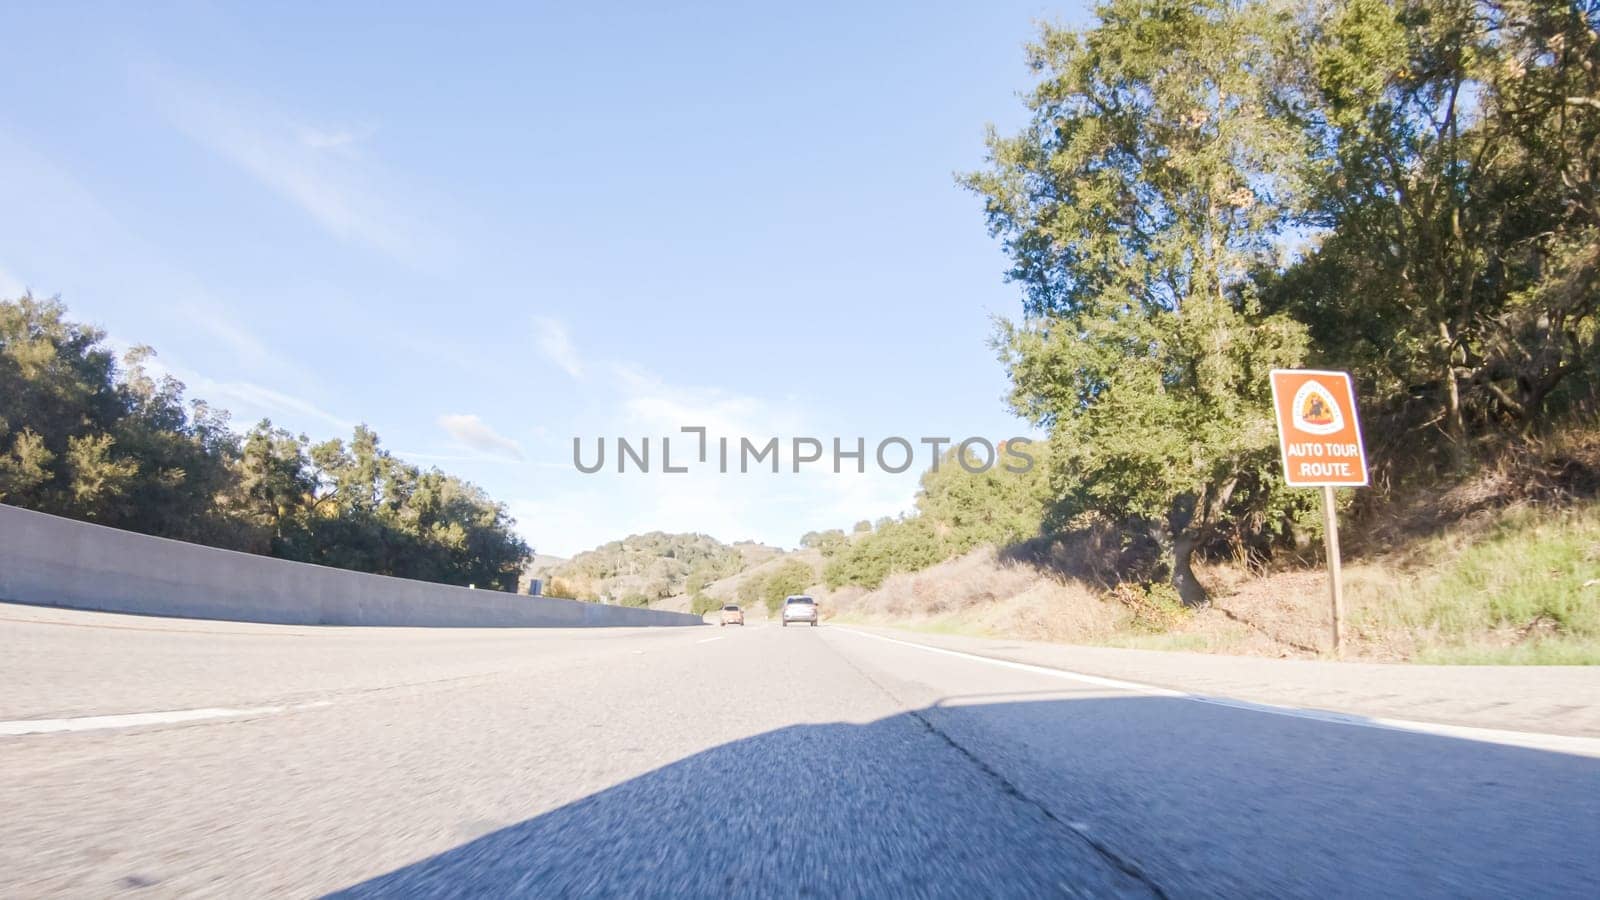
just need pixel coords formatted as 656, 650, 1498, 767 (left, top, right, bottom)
1343, 504, 1600, 664
820, 546, 1125, 642
691, 432, 1600, 663
824, 499, 1600, 665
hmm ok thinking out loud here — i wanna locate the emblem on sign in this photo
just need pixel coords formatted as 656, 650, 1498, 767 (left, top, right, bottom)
1291, 380, 1344, 435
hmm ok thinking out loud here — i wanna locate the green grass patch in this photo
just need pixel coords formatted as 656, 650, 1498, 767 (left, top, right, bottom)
1415, 640, 1600, 666
1351, 504, 1600, 664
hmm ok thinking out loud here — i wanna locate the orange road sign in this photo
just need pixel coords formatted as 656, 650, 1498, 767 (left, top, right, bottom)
1270, 369, 1368, 488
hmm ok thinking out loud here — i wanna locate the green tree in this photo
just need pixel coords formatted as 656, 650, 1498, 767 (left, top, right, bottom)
115, 347, 243, 544
63, 433, 139, 519
962, 0, 1311, 605
0, 295, 127, 517
917, 443, 1051, 554
0, 294, 531, 591
800, 528, 849, 557
0, 429, 53, 501
761, 559, 816, 615
823, 515, 946, 590
1269, 0, 1600, 446
684, 548, 741, 595
230, 421, 316, 554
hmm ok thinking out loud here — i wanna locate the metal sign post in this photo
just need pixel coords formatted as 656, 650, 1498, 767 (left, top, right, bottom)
1270, 370, 1367, 656
1321, 485, 1344, 654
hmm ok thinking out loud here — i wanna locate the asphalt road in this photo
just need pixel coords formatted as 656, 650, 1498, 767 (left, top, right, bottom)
2, 604, 1597, 898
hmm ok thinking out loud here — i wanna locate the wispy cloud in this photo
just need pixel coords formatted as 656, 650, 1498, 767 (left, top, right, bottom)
179, 303, 306, 374
104, 338, 354, 434
142, 66, 451, 266
610, 364, 800, 441
203, 380, 355, 433
533, 316, 584, 379
438, 413, 525, 461
295, 124, 375, 154
0, 130, 350, 439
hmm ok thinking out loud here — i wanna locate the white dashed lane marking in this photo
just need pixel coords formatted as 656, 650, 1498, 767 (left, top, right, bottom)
0, 701, 332, 737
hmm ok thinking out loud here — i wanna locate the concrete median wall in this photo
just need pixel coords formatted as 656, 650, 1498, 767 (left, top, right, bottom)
0, 504, 700, 627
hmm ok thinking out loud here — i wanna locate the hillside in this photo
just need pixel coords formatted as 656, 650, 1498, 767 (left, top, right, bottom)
518, 554, 568, 595
816, 442, 1600, 664
660, 547, 827, 618
544, 532, 787, 607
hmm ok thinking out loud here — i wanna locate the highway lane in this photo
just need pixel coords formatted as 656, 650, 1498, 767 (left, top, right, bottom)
2, 604, 1596, 897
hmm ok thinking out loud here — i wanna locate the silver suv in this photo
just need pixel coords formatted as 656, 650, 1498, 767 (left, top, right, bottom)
781, 595, 818, 627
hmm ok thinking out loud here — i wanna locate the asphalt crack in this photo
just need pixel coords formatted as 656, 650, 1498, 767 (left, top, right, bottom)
820, 632, 1170, 899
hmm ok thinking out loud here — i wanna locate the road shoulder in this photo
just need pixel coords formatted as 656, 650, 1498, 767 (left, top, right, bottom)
833, 624, 1600, 738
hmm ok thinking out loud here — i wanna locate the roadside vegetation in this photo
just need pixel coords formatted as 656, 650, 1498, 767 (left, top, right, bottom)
823, 492, 1600, 664
1351, 504, 1600, 664
0, 296, 530, 589
559, 1, 1600, 660
821, 0, 1600, 662
545, 532, 741, 604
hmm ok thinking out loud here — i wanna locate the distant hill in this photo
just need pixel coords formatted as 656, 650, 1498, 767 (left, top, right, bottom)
656, 547, 826, 618
518, 554, 568, 594
546, 532, 785, 605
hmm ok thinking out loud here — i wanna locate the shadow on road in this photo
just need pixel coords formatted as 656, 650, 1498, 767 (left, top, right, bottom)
330, 697, 1600, 898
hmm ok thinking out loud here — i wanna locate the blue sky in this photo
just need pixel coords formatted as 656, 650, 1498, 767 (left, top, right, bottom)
0, 1, 1086, 556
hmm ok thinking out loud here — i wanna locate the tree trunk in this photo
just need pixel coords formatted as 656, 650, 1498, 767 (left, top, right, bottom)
1438, 320, 1467, 465
1171, 530, 1209, 609
1148, 514, 1210, 609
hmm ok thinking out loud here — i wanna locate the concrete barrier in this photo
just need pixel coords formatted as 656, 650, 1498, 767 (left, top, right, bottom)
0, 504, 700, 627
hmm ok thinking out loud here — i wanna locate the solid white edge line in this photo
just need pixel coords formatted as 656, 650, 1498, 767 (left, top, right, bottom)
0, 701, 332, 737
834, 627, 1600, 758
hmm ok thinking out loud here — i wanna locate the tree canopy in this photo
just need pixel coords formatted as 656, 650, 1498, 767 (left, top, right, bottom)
962, 0, 1314, 604
963, 0, 1600, 604
0, 295, 530, 590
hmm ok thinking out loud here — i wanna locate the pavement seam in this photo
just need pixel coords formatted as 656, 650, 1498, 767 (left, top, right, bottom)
820, 632, 1169, 899
902, 707, 1170, 900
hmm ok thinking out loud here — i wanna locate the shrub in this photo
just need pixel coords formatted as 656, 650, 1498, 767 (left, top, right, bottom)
916, 442, 1051, 554
821, 445, 1053, 589
824, 516, 946, 589
761, 559, 816, 614
684, 549, 742, 595
1107, 582, 1191, 633
690, 593, 721, 616
545, 577, 582, 600
801, 528, 849, 558
737, 573, 765, 607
